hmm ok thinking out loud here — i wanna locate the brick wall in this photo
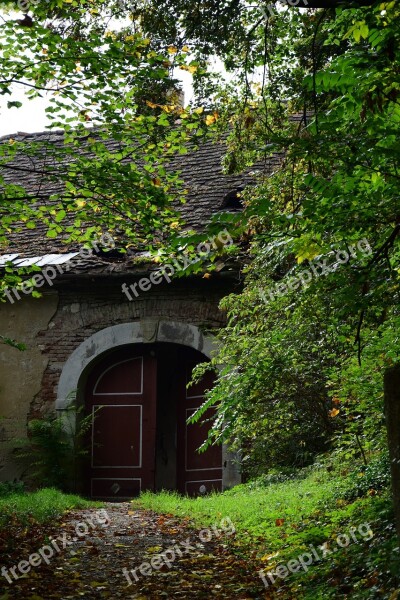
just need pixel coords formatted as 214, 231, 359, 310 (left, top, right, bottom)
32, 274, 234, 416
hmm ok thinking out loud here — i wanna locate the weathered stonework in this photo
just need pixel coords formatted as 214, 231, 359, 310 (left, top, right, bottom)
34, 275, 231, 412
0, 275, 236, 482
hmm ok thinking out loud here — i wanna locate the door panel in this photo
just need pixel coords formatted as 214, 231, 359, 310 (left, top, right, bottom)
91, 478, 141, 498
85, 344, 220, 499
185, 407, 222, 471
91, 405, 142, 468
93, 357, 143, 395
85, 347, 156, 499
177, 348, 222, 496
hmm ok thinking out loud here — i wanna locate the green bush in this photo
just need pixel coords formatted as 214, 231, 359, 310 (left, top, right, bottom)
245, 467, 299, 489
340, 451, 391, 501
0, 480, 25, 497
16, 403, 92, 492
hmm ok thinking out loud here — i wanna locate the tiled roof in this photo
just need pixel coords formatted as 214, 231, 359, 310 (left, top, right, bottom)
0, 128, 283, 273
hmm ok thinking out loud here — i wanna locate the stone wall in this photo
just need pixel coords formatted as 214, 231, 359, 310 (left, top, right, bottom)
0, 274, 233, 481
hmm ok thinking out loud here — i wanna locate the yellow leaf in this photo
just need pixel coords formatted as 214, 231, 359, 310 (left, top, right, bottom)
167, 46, 178, 54
188, 65, 198, 74
205, 115, 216, 126
261, 551, 279, 562
328, 408, 340, 418
146, 100, 158, 109
162, 104, 175, 113
203, 273, 211, 279
146, 545, 163, 553
193, 107, 204, 114
296, 249, 320, 263
182, 45, 190, 52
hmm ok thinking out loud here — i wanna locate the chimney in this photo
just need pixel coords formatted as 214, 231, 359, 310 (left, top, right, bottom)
166, 87, 185, 109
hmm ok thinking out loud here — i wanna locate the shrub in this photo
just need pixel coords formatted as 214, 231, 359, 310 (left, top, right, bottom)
16, 403, 92, 492
341, 451, 391, 501
0, 480, 25, 497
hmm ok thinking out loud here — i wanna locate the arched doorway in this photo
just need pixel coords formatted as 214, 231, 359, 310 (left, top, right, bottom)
84, 343, 222, 499
56, 321, 240, 496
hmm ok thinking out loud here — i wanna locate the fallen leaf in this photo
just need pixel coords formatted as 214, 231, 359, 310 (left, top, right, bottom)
146, 545, 163, 553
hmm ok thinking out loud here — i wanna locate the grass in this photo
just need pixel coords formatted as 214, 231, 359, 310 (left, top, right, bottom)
133, 461, 400, 599
0, 460, 398, 597
0, 487, 96, 527
135, 468, 337, 542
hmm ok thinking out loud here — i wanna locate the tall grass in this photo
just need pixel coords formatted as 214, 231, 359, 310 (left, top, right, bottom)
136, 470, 335, 539
0, 488, 95, 526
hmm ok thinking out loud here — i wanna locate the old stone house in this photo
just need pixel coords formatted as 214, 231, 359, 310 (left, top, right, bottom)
0, 129, 280, 499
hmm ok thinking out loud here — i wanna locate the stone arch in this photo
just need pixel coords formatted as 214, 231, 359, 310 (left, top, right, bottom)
56, 319, 240, 490
56, 320, 216, 410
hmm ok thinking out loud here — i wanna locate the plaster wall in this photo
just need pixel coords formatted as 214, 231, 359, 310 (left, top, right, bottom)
0, 292, 58, 480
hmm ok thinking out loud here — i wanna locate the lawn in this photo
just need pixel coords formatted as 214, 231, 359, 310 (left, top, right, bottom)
0, 487, 95, 527
134, 462, 400, 599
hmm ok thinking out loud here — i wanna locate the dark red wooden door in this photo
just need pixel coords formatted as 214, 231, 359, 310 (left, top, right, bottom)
85, 347, 156, 499
176, 348, 222, 496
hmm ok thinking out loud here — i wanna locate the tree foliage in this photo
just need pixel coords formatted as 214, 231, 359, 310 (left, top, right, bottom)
184, 1, 400, 474
0, 1, 216, 253
0, 0, 233, 305
0, 0, 399, 478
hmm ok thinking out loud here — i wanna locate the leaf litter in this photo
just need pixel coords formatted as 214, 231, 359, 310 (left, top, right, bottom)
0, 503, 273, 599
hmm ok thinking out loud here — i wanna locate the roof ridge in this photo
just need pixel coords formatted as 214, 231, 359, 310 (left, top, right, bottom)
0, 129, 66, 142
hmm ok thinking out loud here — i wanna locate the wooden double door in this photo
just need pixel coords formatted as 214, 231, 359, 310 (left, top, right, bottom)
85, 344, 222, 499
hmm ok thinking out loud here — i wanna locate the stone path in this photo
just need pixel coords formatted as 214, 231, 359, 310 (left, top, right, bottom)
0, 504, 272, 599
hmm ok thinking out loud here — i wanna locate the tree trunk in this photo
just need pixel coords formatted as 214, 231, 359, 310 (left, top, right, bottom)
384, 365, 400, 541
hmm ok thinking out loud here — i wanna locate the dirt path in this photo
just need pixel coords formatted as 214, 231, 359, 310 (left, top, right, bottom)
0, 503, 271, 599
